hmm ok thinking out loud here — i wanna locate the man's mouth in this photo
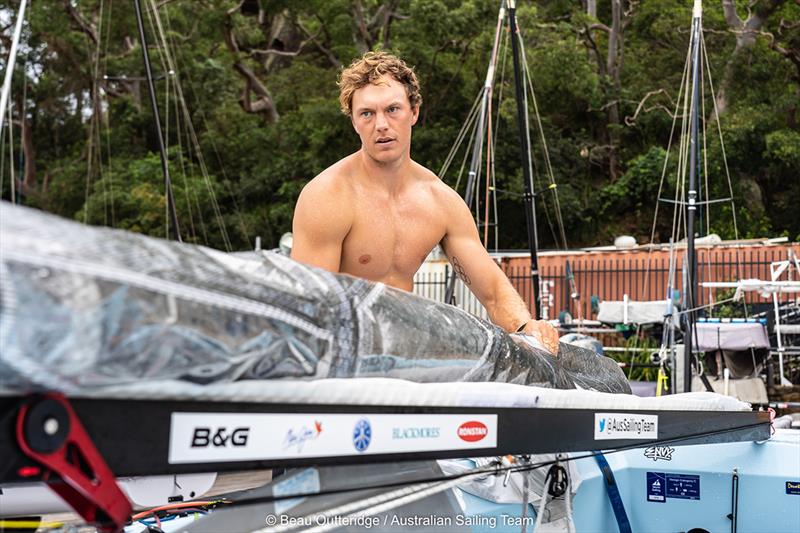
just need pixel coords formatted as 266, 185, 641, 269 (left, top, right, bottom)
376, 137, 395, 144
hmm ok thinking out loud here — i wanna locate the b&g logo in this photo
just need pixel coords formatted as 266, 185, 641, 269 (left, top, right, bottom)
191, 427, 250, 447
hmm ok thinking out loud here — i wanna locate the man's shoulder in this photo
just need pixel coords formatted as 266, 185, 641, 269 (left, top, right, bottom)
301, 155, 357, 199
410, 162, 465, 208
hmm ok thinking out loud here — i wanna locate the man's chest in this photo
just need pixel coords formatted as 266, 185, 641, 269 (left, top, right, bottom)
340, 195, 446, 279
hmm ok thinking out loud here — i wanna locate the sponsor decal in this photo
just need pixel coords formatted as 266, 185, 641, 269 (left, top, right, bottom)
595, 413, 658, 440
283, 421, 322, 452
169, 412, 497, 464
786, 481, 800, 495
352, 418, 372, 452
644, 445, 674, 462
190, 426, 249, 448
647, 472, 700, 502
392, 426, 441, 439
457, 421, 488, 442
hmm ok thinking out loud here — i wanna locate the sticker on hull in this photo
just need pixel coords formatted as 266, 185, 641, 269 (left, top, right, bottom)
647, 472, 700, 502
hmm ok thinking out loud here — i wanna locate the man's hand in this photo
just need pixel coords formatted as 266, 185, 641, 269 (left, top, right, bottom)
521, 320, 560, 355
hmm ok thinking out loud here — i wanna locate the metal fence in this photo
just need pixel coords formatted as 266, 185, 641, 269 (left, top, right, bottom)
414, 247, 798, 322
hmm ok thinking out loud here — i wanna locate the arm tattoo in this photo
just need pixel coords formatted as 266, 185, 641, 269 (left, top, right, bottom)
451, 256, 471, 286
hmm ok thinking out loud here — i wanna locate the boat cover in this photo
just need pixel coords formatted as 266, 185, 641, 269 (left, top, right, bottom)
596, 299, 676, 325
0, 202, 630, 395
693, 322, 770, 352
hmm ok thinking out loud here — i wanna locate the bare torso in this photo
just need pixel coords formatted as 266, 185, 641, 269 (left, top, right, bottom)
336, 155, 447, 290
291, 150, 561, 353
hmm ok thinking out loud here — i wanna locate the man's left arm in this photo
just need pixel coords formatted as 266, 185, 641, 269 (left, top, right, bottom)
439, 190, 559, 353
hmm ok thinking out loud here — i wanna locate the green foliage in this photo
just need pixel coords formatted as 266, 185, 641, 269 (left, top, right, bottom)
607, 334, 661, 382
3, 0, 799, 251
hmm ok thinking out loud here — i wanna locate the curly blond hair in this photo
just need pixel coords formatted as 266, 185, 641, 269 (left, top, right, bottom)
338, 51, 422, 116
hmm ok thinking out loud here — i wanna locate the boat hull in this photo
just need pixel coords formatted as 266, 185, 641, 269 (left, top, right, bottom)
458, 428, 800, 532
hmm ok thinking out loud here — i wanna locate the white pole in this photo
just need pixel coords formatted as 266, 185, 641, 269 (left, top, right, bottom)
0, 0, 29, 133
723, 367, 730, 396
771, 262, 786, 384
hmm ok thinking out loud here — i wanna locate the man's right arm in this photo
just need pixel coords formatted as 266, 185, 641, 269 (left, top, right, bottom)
290, 176, 352, 272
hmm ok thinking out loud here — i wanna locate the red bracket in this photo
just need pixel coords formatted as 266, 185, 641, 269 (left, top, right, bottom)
15, 393, 132, 533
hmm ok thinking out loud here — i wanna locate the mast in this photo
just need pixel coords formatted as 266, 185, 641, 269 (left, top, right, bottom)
445, 1, 505, 304
684, 0, 703, 392
133, 0, 181, 242
508, 0, 541, 319
0, 0, 28, 134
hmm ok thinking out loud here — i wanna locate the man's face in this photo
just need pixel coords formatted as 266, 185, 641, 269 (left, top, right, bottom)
350, 75, 419, 165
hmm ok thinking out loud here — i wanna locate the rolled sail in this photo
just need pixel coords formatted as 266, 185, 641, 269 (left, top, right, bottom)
0, 202, 630, 394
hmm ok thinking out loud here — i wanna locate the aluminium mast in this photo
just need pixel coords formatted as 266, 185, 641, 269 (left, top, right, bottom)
684, 0, 703, 392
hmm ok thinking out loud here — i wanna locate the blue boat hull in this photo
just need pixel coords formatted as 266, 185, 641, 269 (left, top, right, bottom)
457, 428, 800, 532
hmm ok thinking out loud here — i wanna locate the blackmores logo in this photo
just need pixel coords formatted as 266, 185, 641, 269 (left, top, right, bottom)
191, 427, 250, 447
457, 421, 488, 442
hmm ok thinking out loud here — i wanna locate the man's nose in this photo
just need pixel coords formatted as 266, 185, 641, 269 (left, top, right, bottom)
375, 112, 389, 131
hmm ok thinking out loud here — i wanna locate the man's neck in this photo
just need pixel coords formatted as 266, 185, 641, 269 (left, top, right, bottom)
357, 149, 412, 192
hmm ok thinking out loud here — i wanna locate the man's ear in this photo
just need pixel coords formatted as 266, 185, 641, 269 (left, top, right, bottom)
351, 114, 359, 134
411, 105, 420, 126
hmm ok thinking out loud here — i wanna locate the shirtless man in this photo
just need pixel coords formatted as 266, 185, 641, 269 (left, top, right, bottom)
291, 52, 559, 354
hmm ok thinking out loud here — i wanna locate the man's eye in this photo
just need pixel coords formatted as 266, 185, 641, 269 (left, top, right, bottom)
361, 111, 372, 117
388, 106, 398, 113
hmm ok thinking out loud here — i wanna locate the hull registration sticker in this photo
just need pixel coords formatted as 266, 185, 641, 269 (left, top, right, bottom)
595, 413, 658, 440
648, 472, 700, 502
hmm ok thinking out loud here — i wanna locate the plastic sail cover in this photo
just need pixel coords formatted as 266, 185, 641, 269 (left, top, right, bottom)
0, 202, 630, 395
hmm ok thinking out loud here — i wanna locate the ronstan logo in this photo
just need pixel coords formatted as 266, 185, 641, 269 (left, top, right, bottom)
191, 427, 249, 447
457, 421, 488, 442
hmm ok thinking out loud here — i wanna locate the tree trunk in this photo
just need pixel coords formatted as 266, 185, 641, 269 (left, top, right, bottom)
21, 107, 36, 194
605, 0, 623, 180
587, 0, 597, 18
717, 0, 787, 115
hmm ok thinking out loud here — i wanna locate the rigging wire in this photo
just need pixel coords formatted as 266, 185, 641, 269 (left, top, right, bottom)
518, 46, 557, 251
479, 1, 507, 248
0, 0, 27, 134
518, 32, 568, 250
145, 0, 233, 250
162, 5, 252, 247
438, 91, 483, 189
700, 31, 748, 317
700, 42, 713, 313
8, 96, 16, 203
489, 27, 510, 251
640, 24, 692, 373
151, 2, 202, 244
100, 0, 116, 227
0, 107, 6, 199
133, 0, 182, 242
143, 0, 198, 242
87, 0, 108, 226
